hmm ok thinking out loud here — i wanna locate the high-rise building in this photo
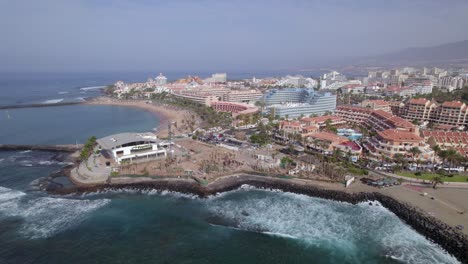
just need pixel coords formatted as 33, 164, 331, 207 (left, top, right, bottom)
263, 88, 336, 118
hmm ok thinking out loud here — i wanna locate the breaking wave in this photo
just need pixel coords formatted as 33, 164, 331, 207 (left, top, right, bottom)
79, 86, 106, 91
0, 186, 110, 239
42, 99, 64, 104
205, 188, 460, 264
78, 188, 198, 200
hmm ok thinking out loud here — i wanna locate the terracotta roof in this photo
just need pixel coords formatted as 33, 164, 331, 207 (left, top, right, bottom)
371, 110, 415, 129
422, 130, 468, 145
442, 101, 464, 108
455, 147, 468, 157
303, 125, 319, 131
281, 121, 301, 128
378, 129, 422, 142
339, 141, 362, 151
408, 98, 429, 105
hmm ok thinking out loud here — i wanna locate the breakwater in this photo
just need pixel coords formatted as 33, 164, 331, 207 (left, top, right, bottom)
51, 175, 468, 263
0, 101, 83, 110
0, 144, 82, 152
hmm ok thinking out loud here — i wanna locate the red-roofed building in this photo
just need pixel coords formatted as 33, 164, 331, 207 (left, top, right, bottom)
435, 101, 468, 127
336, 105, 418, 134
306, 132, 349, 151
364, 129, 434, 161
369, 110, 418, 134
422, 130, 468, 157
279, 120, 319, 138
335, 106, 373, 125
402, 98, 438, 123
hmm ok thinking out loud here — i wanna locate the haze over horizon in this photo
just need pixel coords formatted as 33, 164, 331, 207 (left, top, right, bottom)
1, 0, 468, 73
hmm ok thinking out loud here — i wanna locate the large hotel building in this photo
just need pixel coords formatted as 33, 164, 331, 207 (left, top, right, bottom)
336, 105, 434, 161
400, 98, 468, 128
263, 88, 337, 118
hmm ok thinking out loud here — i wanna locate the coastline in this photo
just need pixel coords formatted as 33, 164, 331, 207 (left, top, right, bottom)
50, 173, 468, 263
4, 95, 466, 261
84, 96, 194, 137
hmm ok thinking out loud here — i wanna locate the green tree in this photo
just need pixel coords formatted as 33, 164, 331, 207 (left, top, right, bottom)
431, 176, 444, 189
407, 147, 422, 167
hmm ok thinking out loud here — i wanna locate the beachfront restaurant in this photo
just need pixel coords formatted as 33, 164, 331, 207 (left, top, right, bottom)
97, 132, 167, 164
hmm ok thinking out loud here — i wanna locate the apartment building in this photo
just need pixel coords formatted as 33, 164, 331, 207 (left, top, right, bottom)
435, 101, 468, 127
335, 106, 417, 134
223, 90, 263, 104
279, 120, 319, 138
172, 92, 219, 106
368, 110, 418, 134
365, 129, 434, 161
335, 106, 373, 125
402, 98, 438, 122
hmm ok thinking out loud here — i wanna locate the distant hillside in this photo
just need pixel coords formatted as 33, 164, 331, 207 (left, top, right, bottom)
358, 40, 468, 66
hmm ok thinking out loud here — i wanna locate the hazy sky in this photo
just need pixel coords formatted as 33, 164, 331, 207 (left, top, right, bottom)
1, 0, 468, 72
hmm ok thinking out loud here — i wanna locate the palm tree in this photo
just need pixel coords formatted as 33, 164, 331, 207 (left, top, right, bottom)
431, 176, 444, 189
438, 149, 449, 167
446, 149, 461, 170
407, 147, 422, 168
393, 153, 406, 167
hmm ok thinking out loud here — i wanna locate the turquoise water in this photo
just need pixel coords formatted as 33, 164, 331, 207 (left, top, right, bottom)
0, 105, 159, 145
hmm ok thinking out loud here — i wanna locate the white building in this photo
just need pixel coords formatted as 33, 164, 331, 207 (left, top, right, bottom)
205, 73, 227, 83
97, 133, 169, 164
155, 73, 167, 85
413, 85, 433, 95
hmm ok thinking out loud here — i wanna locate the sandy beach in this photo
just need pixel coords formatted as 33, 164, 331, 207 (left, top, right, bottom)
85, 97, 198, 137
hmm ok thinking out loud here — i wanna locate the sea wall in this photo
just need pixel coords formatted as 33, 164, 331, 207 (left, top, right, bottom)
50, 175, 468, 263
0, 144, 82, 153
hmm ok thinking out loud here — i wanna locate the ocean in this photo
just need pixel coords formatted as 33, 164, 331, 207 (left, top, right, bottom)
0, 72, 460, 263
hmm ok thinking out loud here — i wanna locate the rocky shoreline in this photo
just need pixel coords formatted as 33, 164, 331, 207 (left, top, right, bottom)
48, 173, 468, 263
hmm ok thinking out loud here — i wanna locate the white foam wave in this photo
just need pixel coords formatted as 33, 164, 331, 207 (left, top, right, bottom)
42, 99, 64, 104
78, 188, 198, 200
0, 187, 26, 204
0, 186, 110, 239
58, 91, 69, 94
205, 188, 460, 264
74, 97, 86, 102
0, 158, 4, 163
38, 160, 72, 166
79, 86, 106, 91
20, 150, 32, 153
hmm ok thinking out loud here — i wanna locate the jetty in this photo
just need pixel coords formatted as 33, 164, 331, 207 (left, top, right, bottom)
0, 101, 82, 110
0, 144, 83, 152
